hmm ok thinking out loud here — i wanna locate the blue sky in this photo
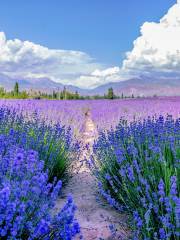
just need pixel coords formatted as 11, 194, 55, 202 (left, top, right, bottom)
0, 0, 179, 88
0, 0, 176, 66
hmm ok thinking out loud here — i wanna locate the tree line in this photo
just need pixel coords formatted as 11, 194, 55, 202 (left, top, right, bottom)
0, 82, 139, 100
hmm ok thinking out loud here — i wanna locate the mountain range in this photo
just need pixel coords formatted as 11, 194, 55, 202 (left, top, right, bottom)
0, 73, 179, 97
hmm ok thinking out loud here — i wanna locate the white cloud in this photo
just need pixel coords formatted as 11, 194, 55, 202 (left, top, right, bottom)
73, 67, 132, 89
91, 67, 120, 77
0, 31, 102, 87
122, 2, 180, 77
0, 1, 180, 89
76, 1, 180, 88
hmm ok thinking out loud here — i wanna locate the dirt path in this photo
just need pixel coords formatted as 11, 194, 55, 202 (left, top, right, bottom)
55, 112, 130, 239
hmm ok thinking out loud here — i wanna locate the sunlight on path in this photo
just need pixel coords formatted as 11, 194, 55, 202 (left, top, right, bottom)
55, 111, 130, 239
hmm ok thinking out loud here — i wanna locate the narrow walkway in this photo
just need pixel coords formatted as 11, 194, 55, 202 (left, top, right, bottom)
55, 111, 130, 239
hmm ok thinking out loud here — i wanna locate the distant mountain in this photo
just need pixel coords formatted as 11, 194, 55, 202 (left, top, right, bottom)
0, 73, 179, 97
89, 77, 180, 96
0, 73, 83, 93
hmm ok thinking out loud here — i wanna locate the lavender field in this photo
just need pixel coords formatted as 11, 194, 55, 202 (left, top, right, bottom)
0, 96, 179, 134
0, 97, 180, 240
1, 0, 180, 239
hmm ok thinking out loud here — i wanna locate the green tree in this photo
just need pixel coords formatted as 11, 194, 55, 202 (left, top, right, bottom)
62, 87, 67, 100
74, 91, 79, 99
52, 90, 57, 99
107, 87, 114, 99
14, 82, 19, 96
0, 87, 5, 97
20, 91, 28, 99
60, 91, 64, 100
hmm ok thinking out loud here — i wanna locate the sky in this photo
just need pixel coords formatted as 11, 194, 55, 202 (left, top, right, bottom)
0, 0, 179, 88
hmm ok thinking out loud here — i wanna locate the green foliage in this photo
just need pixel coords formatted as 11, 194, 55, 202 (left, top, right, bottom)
75, 91, 80, 99
14, 82, 19, 96
0, 108, 77, 182
0, 82, 140, 100
0, 84, 29, 99
93, 116, 180, 239
0, 87, 5, 97
107, 87, 114, 99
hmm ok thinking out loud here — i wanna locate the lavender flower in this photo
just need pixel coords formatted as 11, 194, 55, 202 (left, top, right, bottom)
0, 132, 80, 239
170, 176, 177, 196
92, 114, 180, 239
158, 179, 165, 203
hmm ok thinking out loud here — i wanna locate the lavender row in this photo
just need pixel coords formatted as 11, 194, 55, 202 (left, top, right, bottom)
0, 129, 80, 239
92, 115, 180, 239
0, 107, 78, 182
0, 99, 89, 137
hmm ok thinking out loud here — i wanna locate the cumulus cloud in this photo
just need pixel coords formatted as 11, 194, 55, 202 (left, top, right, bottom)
0, 31, 102, 87
122, 1, 180, 78
0, 31, 130, 88
0, 1, 180, 89
77, 0, 180, 88
72, 66, 132, 88
91, 67, 120, 77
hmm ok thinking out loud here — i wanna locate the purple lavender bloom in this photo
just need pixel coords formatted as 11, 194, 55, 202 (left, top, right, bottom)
0, 132, 80, 239
170, 176, 177, 196
133, 160, 141, 174
127, 166, 135, 182
133, 211, 143, 229
92, 113, 180, 239
158, 179, 165, 203
105, 173, 111, 181
164, 197, 172, 214
159, 228, 166, 239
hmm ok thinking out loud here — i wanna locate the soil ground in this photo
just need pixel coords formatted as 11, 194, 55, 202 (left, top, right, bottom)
55, 112, 130, 239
